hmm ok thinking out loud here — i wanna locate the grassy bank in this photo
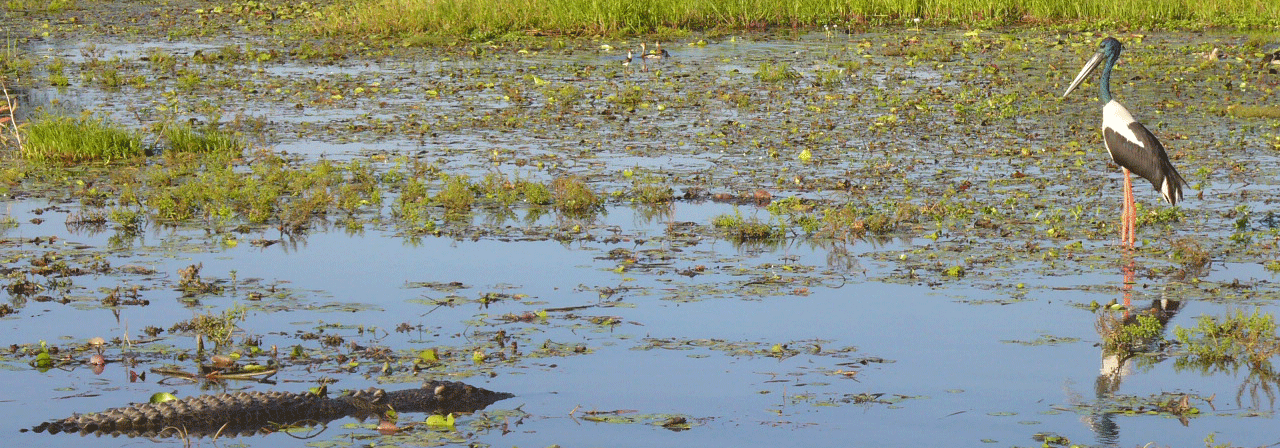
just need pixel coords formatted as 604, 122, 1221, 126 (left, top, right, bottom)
312, 0, 1279, 41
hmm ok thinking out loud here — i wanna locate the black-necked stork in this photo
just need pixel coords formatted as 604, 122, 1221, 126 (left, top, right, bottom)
1062, 37, 1188, 247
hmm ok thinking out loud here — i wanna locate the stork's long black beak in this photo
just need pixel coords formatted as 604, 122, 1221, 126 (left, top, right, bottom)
1063, 51, 1105, 98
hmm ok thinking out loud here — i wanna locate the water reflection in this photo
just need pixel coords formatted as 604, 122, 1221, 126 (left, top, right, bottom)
1088, 261, 1183, 445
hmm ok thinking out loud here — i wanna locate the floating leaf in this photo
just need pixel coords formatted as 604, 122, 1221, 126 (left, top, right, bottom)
419, 348, 439, 362
425, 413, 455, 428
150, 392, 178, 403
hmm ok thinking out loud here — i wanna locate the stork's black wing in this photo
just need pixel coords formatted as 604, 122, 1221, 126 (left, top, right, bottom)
1104, 121, 1187, 205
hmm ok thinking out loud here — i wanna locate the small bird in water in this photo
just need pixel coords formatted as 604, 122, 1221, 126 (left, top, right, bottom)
1062, 37, 1188, 248
1262, 45, 1280, 72
640, 43, 670, 61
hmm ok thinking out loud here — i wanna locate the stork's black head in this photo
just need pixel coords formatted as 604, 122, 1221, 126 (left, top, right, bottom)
1063, 37, 1125, 101
1099, 37, 1123, 59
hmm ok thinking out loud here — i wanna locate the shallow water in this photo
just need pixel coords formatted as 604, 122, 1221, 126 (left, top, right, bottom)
4, 4, 1280, 447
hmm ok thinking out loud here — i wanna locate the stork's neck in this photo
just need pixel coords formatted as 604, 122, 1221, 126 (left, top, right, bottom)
1098, 54, 1115, 103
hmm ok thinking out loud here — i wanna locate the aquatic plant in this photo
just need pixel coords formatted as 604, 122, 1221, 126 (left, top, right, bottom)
551, 176, 603, 217
1170, 237, 1212, 276
1097, 313, 1164, 357
20, 114, 145, 163
713, 210, 777, 242
169, 303, 248, 350
754, 62, 799, 83
629, 174, 674, 205
435, 173, 476, 215
162, 124, 245, 157
820, 203, 900, 241
1175, 309, 1280, 368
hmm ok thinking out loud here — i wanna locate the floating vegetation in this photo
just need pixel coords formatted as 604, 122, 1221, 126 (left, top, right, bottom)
1057, 392, 1203, 424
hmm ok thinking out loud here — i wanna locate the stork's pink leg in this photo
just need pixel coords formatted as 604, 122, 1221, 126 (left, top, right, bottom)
1122, 168, 1135, 248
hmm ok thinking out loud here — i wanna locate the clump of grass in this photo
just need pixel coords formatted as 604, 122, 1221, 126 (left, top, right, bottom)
109, 207, 145, 233
766, 197, 822, 234
821, 204, 899, 241
162, 124, 245, 157
630, 175, 674, 205
1170, 237, 1211, 275
47, 60, 69, 87
478, 172, 554, 206
169, 303, 247, 350
552, 176, 602, 217
435, 174, 475, 215
4, 0, 74, 12
815, 69, 847, 87
609, 86, 646, 108
1175, 309, 1280, 367
145, 48, 177, 72
1228, 105, 1280, 119
522, 181, 553, 205
21, 114, 145, 163
754, 62, 799, 83
544, 84, 584, 111
1097, 313, 1165, 357
392, 177, 437, 233
713, 210, 777, 242
2, 42, 35, 78
177, 263, 222, 296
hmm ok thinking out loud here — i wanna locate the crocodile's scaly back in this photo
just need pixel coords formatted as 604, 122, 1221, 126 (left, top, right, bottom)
28, 380, 512, 438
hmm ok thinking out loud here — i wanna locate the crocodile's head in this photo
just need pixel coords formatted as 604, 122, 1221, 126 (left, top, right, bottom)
341, 380, 513, 417
425, 380, 515, 409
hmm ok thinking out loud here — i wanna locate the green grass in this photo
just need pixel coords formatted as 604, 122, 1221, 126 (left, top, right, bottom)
313, 0, 1279, 42
435, 174, 475, 215
162, 124, 245, 157
21, 114, 145, 163
712, 210, 777, 242
4, 0, 74, 13
1228, 105, 1280, 119
754, 62, 799, 83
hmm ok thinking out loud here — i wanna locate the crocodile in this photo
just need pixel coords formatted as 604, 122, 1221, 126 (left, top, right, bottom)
27, 380, 512, 438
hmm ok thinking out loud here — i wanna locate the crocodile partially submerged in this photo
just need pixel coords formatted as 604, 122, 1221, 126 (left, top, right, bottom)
27, 380, 512, 438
